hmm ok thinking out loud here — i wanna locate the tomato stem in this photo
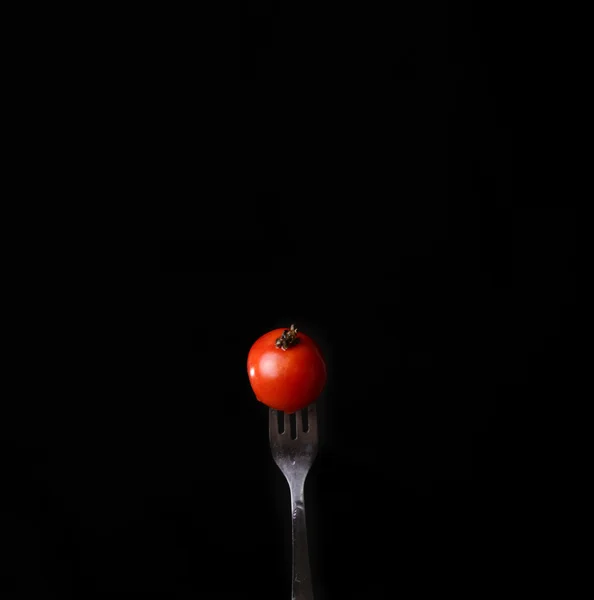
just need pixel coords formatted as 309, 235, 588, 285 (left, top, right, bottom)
275, 324, 300, 351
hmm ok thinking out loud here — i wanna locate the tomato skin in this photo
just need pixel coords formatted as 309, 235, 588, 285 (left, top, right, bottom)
247, 327, 327, 413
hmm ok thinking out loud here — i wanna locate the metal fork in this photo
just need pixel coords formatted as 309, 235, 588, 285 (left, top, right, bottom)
269, 404, 318, 600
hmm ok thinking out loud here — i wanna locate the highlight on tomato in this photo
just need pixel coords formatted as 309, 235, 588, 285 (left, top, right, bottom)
247, 324, 327, 413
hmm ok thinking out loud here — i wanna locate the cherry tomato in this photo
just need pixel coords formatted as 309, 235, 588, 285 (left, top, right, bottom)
247, 324, 327, 413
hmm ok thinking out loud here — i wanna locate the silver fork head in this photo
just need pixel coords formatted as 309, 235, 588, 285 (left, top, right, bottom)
269, 404, 318, 477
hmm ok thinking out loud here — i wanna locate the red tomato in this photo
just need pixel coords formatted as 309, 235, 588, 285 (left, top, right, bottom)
247, 325, 327, 413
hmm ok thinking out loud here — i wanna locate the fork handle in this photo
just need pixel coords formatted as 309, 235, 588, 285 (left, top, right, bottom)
289, 479, 314, 600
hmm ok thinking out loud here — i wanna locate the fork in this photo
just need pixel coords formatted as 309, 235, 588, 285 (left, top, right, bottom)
269, 404, 318, 600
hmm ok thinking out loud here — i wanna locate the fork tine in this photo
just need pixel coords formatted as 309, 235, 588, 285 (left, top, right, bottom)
294, 409, 303, 437
269, 408, 279, 435
284, 411, 291, 436
307, 403, 317, 435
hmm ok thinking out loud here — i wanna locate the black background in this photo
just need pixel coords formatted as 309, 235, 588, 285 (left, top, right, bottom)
1, 3, 577, 599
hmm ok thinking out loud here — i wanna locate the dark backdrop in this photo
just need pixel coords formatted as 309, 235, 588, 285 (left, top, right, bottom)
1, 3, 577, 600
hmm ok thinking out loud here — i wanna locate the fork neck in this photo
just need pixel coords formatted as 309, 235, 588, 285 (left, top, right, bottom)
288, 477, 306, 509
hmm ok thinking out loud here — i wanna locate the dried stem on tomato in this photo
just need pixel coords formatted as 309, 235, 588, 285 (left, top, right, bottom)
275, 324, 300, 351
